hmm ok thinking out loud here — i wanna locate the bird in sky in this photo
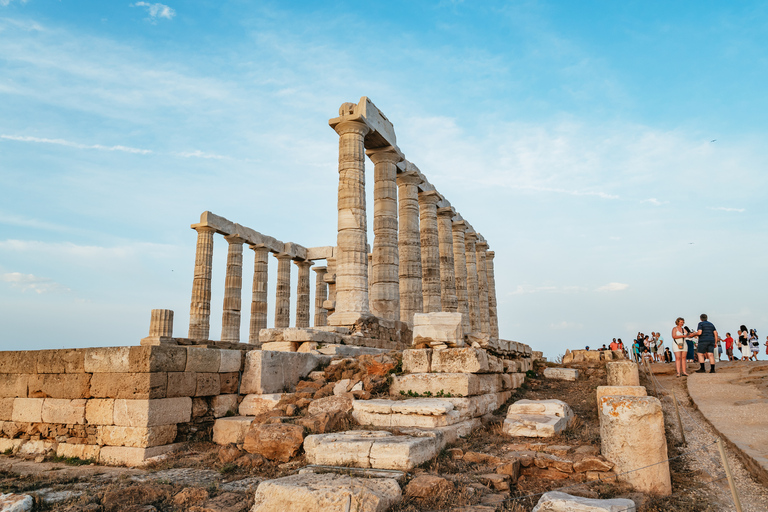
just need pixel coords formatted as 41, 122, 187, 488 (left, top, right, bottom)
711, 139, 717, 142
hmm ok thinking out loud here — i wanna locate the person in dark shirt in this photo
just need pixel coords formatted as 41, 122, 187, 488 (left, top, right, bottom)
692, 313, 719, 373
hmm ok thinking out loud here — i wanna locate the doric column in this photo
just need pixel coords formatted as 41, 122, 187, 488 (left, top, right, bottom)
313, 266, 328, 327
419, 190, 442, 313
324, 257, 337, 312
486, 251, 499, 338
366, 147, 402, 321
329, 120, 371, 325
274, 253, 292, 328
188, 226, 215, 340
368, 253, 373, 310
464, 232, 480, 333
437, 207, 458, 312
221, 235, 245, 342
452, 220, 471, 334
295, 260, 313, 328
475, 240, 491, 335
397, 171, 423, 325
249, 245, 269, 344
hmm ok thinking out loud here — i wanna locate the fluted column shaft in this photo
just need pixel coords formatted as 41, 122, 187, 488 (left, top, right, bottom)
249, 246, 269, 343
221, 235, 245, 342
476, 240, 491, 335
326, 257, 337, 306
313, 266, 328, 327
188, 226, 215, 340
487, 251, 499, 338
419, 190, 442, 313
452, 220, 471, 333
397, 171, 423, 325
437, 207, 458, 312
330, 120, 371, 325
367, 148, 401, 321
465, 232, 480, 332
274, 253, 292, 328
149, 309, 174, 337
295, 260, 312, 328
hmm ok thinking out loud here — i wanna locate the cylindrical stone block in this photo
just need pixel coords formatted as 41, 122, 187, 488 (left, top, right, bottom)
437, 207, 458, 313
599, 396, 671, 495
464, 232, 480, 333
249, 245, 269, 344
452, 220, 471, 334
606, 361, 640, 387
274, 253, 292, 328
313, 266, 328, 327
595, 385, 647, 404
295, 260, 313, 328
188, 226, 216, 340
419, 190, 442, 313
486, 251, 499, 339
397, 171, 424, 325
221, 235, 245, 343
475, 240, 491, 335
149, 309, 173, 337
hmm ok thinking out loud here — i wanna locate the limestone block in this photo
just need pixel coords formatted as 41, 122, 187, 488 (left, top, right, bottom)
243, 423, 304, 462
428, 418, 481, 444
507, 400, 573, 420
167, 372, 196, 397
316, 345, 388, 357
11, 398, 43, 423
56, 443, 100, 461
510, 373, 525, 389
599, 396, 671, 495
307, 395, 354, 417
390, 373, 502, 397
297, 342, 318, 353
27, 374, 91, 399
195, 373, 221, 396
100, 425, 177, 448
543, 368, 579, 381
112, 397, 192, 427
98, 443, 183, 467
240, 350, 329, 395
251, 473, 402, 512
185, 347, 221, 373
258, 329, 284, 342
282, 328, 343, 344
531, 351, 543, 361
501, 374, 512, 390
355, 399, 454, 416
532, 491, 636, 512
412, 312, 464, 347
85, 399, 114, 425
0, 398, 14, 421
89, 373, 166, 399
219, 372, 240, 394
18, 439, 55, 457
41, 398, 86, 424
218, 350, 242, 373
212, 394, 239, 418
239, 394, 284, 416
612, 350, 625, 360
0, 439, 24, 454
583, 351, 601, 362
595, 386, 647, 404
603, 350, 614, 361
431, 347, 489, 373
36, 349, 85, 373
0, 374, 28, 398
261, 342, 299, 352
606, 361, 640, 387
0, 351, 37, 374
502, 414, 569, 438
128, 346, 187, 372
84, 347, 131, 373
353, 409, 461, 428
504, 360, 519, 373
519, 358, 532, 372
212, 416, 253, 445
402, 349, 432, 373
488, 354, 504, 373
0, 493, 33, 511
444, 392, 509, 419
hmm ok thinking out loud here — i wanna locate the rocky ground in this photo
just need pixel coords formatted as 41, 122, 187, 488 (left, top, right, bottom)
0, 359, 766, 511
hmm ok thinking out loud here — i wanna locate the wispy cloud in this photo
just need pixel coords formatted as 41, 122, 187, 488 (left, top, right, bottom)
0, 239, 180, 261
0, 272, 69, 294
174, 150, 231, 160
708, 206, 745, 213
132, 2, 176, 22
641, 198, 668, 206
1, 135, 152, 154
596, 282, 629, 292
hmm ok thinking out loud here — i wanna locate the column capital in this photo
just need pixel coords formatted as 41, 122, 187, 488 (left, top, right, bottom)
452, 219, 467, 231
396, 170, 423, 186
437, 206, 455, 218
366, 145, 404, 164
248, 243, 270, 252
224, 234, 246, 244
312, 266, 328, 273
190, 224, 216, 234
332, 119, 371, 137
274, 252, 292, 260
476, 240, 489, 250
294, 259, 314, 268
418, 189, 442, 205
465, 231, 478, 242
486, 251, 495, 260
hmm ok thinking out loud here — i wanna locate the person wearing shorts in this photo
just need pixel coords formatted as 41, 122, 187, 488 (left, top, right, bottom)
724, 333, 734, 361
692, 313, 719, 373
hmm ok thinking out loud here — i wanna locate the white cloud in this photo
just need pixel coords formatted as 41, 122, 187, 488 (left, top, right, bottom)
132, 2, 176, 22
641, 198, 668, 206
174, 150, 231, 160
1, 135, 152, 154
596, 282, 629, 292
708, 206, 745, 213
0, 272, 69, 294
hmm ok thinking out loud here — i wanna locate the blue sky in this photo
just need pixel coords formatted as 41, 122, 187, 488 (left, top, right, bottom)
1, 0, 767, 359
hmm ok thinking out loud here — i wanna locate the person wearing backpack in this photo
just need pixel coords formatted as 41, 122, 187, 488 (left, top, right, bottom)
749, 329, 759, 361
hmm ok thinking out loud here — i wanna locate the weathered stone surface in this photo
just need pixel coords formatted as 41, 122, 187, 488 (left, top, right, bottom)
41, 398, 86, 424
0, 493, 33, 511
479, 473, 510, 491
219, 372, 240, 394
27, 374, 91, 399
243, 423, 304, 462
496, 460, 521, 482
129, 346, 187, 372
431, 347, 490, 373
463, 451, 501, 464
0, 351, 38, 374
297, 342, 318, 353
0, 374, 28, 398
219, 349, 242, 373
307, 395, 354, 417
606, 361, 639, 387
239, 394, 284, 416
90, 372, 165, 399
166, 372, 196, 398
282, 328, 343, 344
251, 473, 401, 512
405, 474, 453, 498
543, 368, 579, 381
85, 399, 114, 425
84, 347, 132, 373
390, 373, 502, 397
412, 312, 464, 346
502, 414, 569, 438
402, 349, 432, 373
595, 386, 646, 404
36, 349, 85, 374
213, 416, 253, 445
261, 341, 299, 352
212, 394, 239, 418
98, 443, 183, 466
11, 398, 43, 423
56, 442, 100, 461
185, 347, 221, 373
573, 456, 614, 473
532, 491, 636, 512
353, 407, 461, 428
195, 373, 221, 396
599, 396, 671, 495
17, 440, 55, 457
444, 392, 511, 419
100, 425, 177, 448
0, 398, 14, 421
507, 399, 573, 419
241, 350, 329, 394
112, 397, 192, 427
534, 453, 574, 473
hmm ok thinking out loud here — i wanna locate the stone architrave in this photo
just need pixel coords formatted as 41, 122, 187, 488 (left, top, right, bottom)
188, 225, 216, 340
452, 220, 471, 334
464, 232, 481, 332
221, 234, 245, 343
366, 146, 402, 321
606, 361, 640, 387
396, 171, 424, 325
249, 245, 269, 344
313, 266, 328, 327
419, 190, 442, 313
328, 120, 371, 326
274, 253, 292, 328
475, 240, 491, 335
486, 251, 499, 339
294, 260, 313, 328
436, 207, 458, 313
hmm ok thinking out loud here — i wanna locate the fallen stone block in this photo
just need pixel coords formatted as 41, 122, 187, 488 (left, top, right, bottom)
532, 491, 636, 511
243, 423, 304, 462
307, 395, 354, 417
543, 367, 579, 381
405, 474, 454, 497
390, 373, 502, 397
444, 392, 511, 419
251, 473, 401, 512
41, 398, 86, 424
431, 347, 489, 373
298, 465, 406, 484
112, 397, 192, 427
595, 386, 646, 404
241, 350, 330, 395
239, 394, 284, 416
100, 425, 177, 448
297, 342, 318, 353
0, 493, 34, 511
573, 456, 614, 473
402, 349, 432, 373
212, 416, 253, 445
412, 312, 464, 347
507, 399, 573, 420
606, 361, 640, 387
503, 414, 569, 438
413, 418, 481, 445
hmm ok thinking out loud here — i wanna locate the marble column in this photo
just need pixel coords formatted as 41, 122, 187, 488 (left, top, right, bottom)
295, 260, 313, 328
221, 235, 245, 343
313, 266, 328, 327
274, 253, 292, 328
366, 147, 401, 321
436, 207, 458, 313
188, 226, 216, 340
329, 120, 371, 325
419, 190, 442, 313
397, 171, 424, 325
486, 251, 499, 339
249, 245, 269, 344
452, 220, 471, 334
464, 231, 481, 333
475, 240, 491, 335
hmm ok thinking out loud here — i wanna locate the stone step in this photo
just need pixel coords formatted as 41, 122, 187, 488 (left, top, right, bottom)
506, 399, 573, 419
353, 406, 462, 428
503, 414, 569, 438
390, 373, 504, 397
299, 465, 407, 484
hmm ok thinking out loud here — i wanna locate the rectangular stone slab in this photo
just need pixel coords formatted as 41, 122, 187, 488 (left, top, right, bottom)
354, 399, 454, 416
390, 373, 502, 397
100, 425, 177, 448
503, 414, 569, 438
240, 351, 330, 394
543, 368, 579, 381
507, 399, 573, 419
352, 409, 462, 428
98, 443, 184, 467
430, 347, 490, 373
212, 416, 253, 445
